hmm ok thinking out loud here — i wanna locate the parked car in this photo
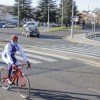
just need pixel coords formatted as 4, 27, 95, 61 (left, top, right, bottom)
0, 23, 6, 28
2, 23, 16, 28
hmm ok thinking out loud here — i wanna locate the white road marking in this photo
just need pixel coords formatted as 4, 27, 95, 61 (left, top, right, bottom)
0, 52, 42, 64
83, 62, 100, 67
16, 56, 42, 64
88, 88, 100, 93
23, 49, 71, 60
17, 52, 57, 62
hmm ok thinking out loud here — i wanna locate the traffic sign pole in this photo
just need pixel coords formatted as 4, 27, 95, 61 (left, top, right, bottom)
71, 0, 74, 38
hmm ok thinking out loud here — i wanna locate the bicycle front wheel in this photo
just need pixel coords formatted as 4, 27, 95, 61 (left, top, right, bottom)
0, 67, 10, 90
16, 72, 30, 99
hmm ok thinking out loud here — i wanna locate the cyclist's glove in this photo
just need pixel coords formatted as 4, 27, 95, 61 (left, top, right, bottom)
27, 61, 30, 69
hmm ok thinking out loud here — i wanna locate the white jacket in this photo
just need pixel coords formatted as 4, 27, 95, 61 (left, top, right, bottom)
2, 42, 28, 64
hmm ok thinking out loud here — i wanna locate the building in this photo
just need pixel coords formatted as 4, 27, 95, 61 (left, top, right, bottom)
0, 5, 17, 23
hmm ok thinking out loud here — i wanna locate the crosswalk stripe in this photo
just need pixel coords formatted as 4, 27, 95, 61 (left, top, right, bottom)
0, 47, 71, 60
33, 45, 100, 55
0, 48, 57, 62
29, 44, 100, 58
0, 52, 42, 64
16, 56, 42, 64
23, 49, 71, 60
44, 46, 100, 57
17, 52, 57, 62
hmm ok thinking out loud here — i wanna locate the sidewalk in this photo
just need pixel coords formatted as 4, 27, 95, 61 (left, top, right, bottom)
66, 33, 100, 46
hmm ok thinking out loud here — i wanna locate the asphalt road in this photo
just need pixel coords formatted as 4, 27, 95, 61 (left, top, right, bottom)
0, 28, 100, 100
0, 28, 86, 46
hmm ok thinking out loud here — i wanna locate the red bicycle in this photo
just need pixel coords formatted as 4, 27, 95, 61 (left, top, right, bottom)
0, 64, 30, 99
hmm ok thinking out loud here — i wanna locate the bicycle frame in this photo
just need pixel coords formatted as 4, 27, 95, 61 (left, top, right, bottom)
2, 64, 28, 85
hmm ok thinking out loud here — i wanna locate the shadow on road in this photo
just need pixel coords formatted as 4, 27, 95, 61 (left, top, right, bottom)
28, 88, 100, 100
2, 86, 100, 100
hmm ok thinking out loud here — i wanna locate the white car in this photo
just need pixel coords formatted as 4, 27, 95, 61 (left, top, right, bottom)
2, 23, 16, 28
23, 21, 38, 28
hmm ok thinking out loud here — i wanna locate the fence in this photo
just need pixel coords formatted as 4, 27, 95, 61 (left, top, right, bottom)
85, 30, 100, 39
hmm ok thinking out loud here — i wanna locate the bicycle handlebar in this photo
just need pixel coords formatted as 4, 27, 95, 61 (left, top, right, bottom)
13, 63, 31, 70
17, 64, 28, 67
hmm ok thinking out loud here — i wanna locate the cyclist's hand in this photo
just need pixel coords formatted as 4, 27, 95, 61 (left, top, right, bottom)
12, 64, 16, 69
27, 61, 31, 69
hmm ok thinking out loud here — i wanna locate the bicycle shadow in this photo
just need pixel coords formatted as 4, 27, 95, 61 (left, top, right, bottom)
28, 88, 100, 100
7, 87, 100, 100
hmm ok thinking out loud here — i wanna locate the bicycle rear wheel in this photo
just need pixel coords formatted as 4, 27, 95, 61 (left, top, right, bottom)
16, 72, 30, 99
0, 67, 10, 90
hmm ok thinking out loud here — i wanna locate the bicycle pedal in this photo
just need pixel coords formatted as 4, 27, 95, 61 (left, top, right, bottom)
10, 82, 15, 85
12, 82, 15, 85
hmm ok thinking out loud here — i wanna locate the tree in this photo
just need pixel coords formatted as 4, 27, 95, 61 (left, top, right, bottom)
94, 8, 100, 24
36, 0, 57, 23
12, 0, 33, 21
59, 0, 78, 26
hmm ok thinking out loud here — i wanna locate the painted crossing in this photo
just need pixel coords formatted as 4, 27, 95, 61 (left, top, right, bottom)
0, 47, 71, 64
32, 44, 100, 58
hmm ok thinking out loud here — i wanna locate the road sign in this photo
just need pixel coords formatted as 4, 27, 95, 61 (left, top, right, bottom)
70, 16, 76, 21
74, 16, 79, 22
70, 16, 79, 22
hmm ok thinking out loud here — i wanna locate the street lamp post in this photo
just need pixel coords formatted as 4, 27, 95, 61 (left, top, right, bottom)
93, 13, 97, 33
18, 0, 19, 28
61, 0, 63, 29
48, 0, 50, 31
71, 0, 74, 38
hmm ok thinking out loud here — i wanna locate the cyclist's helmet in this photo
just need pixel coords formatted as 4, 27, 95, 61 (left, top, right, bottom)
11, 35, 18, 40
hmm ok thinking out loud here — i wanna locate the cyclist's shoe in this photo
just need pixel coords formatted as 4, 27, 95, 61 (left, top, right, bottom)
7, 78, 12, 84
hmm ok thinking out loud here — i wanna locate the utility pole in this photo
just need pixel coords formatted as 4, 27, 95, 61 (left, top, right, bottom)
61, 0, 63, 29
48, 0, 50, 31
18, 0, 19, 28
87, 5, 89, 23
71, 0, 74, 38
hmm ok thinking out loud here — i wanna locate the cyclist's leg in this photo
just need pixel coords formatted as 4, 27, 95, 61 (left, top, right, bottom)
8, 56, 18, 77
2, 56, 18, 83
12, 56, 19, 65
12, 57, 19, 74
1, 55, 10, 77
7, 56, 19, 84
8, 63, 12, 78
2, 54, 19, 81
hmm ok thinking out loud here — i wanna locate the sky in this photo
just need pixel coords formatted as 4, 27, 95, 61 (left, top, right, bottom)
0, 0, 100, 11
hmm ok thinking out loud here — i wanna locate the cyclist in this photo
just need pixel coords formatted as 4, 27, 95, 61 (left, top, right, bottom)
1, 35, 30, 84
